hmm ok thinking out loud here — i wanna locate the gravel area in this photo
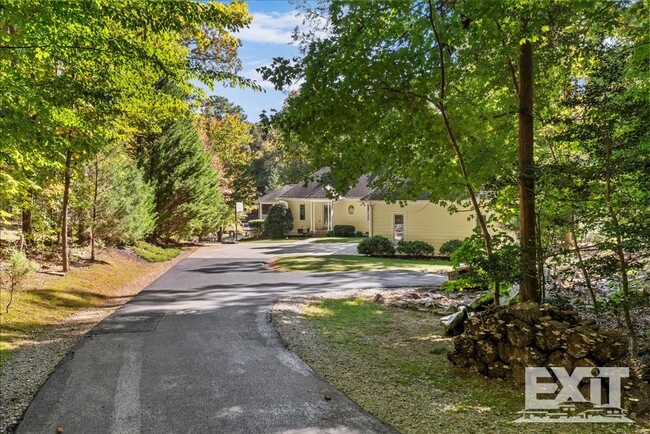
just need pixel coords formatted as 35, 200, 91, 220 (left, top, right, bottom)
0, 248, 194, 434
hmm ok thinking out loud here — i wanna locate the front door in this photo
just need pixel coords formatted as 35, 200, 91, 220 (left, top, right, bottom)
323, 203, 330, 229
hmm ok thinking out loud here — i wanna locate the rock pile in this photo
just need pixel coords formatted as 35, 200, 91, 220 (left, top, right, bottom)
447, 301, 650, 416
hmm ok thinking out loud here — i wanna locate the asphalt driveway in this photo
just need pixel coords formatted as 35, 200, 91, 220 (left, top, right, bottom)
16, 242, 445, 434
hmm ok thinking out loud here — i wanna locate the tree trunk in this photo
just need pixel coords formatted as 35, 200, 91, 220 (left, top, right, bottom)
604, 139, 637, 357
61, 149, 72, 272
91, 155, 99, 261
570, 224, 598, 311
426, 0, 498, 303
517, 39, 539, 303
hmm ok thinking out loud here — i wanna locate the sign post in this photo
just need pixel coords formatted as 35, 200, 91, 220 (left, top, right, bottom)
235, 202, 244, 243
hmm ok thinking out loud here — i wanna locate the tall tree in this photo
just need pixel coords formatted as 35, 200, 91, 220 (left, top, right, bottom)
1, 0, 251, 268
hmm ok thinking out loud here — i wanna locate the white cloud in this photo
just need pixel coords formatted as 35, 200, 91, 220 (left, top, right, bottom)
237, 11, 302, 45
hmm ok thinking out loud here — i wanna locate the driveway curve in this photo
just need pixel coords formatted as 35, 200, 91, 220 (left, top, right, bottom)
17, 242, 445, 434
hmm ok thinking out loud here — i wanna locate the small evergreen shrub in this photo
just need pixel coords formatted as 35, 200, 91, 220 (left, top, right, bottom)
439, 239, 463, 256
396, 240, 434, 257
3, 249, 36, 312
265, 201, 293, 238
333, 225, 356, 237
357, 235, 395, 257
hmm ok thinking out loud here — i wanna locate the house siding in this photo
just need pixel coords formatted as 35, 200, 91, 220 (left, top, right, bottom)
332, 200, 370, 234
284, 199, 312, 232
370, 202, 475, 251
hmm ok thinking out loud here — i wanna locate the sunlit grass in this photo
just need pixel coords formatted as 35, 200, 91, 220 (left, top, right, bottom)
272, 254, 452, 273
0, 251, 158, 366
133, 241, 181, 262
299, 297, 643, 433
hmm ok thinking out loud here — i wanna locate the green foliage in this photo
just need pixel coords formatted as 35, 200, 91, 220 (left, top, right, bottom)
445, 233, 520, 291
439, 239, 463, 257
265, 201, 293, 239
248, 219, 265, 238
332, 225, 356, 237
2, 249, 36, 312
142, 119, 226, 239
357, 236, 395, 257
87, 152, 155, 245
132, 242, 180, 263
396, 240, 434, 258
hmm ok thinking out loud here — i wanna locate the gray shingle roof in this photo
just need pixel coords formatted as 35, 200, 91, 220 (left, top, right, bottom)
257, 170, 429, 203
279, 170, 378, 200
256, 184, 297, 202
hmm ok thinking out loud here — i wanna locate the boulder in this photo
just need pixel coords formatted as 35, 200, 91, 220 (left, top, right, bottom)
487, 361, 510, 379
476, 340, 498, 365
506, 319, 535, 347
507, 301, 542, 324
534, 319, 568, 352
454, 335, 475, 358
591, 329, 629, 363
547, 350, 575, 372
564, 325, 598, 359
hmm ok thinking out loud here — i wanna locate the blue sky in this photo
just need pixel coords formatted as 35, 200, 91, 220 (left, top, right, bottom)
209, 1, 304, 122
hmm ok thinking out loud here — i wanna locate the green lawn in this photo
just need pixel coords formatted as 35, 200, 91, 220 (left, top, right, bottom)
272, 254, 452, 273
133, 241, 181, 262
309, 237, 362, 244
293, 297, 645, 433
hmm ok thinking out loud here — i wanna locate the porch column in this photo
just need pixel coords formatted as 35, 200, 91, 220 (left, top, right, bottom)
310, 202, 315, 232
329, 201, 333, 231
258, 203, 262, 219
368, 204, 373, 237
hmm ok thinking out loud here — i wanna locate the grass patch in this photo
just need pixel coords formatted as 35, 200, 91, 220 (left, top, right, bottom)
0, 251, 163, 367
133, 241, 181, 262
273, 254, 452, 273
297, 297, 644, 433
309, 237, 362, 244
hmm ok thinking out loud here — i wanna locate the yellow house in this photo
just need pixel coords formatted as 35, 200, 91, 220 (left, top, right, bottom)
255, 169, 475, 251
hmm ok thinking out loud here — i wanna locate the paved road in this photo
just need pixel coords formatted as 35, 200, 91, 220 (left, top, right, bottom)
17, 242, 445, 434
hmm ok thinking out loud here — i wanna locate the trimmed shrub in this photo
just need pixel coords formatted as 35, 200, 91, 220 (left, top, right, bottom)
333, 225, 356, 237
355, 231, 365, 238
439, 239, 463, 256
326, 230, 335, 237
357, 235, 395, 257
396, 240, 434, 257
265, 201, 293, 238
248, 219, 265, 238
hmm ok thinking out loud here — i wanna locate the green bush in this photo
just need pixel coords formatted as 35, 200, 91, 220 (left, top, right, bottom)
396, 240, 434, 257
444, 233, 520, 291
265, 201, 293, 238
439, 239, 463, 256
3, 249, 36, 312
248, 219, 265, 238
357, 235, 395, 257
333, 225, 356, 237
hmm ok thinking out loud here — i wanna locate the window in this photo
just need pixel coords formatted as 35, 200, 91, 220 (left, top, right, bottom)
393, 213, 405, 241
299, 204, 306, 220
348, 205, 355, 215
